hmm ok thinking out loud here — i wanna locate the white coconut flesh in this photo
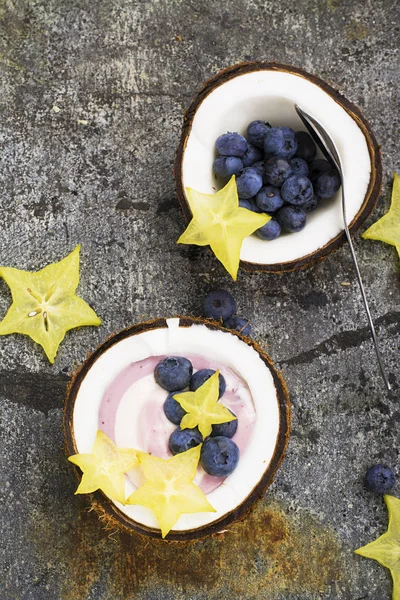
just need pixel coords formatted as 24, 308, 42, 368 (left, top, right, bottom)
181, 69, 371, 265
72, 318, 281, 533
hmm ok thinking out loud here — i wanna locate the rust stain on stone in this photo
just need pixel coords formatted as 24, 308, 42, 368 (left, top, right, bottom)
29, 496, 347, 599
344, 21, 369, 41
326, 0, 342, 11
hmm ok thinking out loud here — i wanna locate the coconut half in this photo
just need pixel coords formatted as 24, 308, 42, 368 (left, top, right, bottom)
174, 62, 382, 273
64, 317, 290, 541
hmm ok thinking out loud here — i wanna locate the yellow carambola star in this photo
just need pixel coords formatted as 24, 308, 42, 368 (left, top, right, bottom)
362, 173, 400, 258
174, 370, 236, 438
355, 495, 400, 600
177, 176, 270, 280
126, 445, 215, 538
68, 430, 139, 504
0, 245, 101, 363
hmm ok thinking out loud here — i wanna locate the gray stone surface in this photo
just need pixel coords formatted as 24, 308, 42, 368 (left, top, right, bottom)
0, 0, 399, 598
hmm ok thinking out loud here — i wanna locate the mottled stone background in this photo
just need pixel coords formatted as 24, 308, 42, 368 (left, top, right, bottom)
1, 0, 399, 598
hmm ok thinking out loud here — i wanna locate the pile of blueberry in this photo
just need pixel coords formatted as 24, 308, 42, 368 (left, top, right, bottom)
203, 289, 251, 337
154, 356, 240, 477
213, 121, 341, 240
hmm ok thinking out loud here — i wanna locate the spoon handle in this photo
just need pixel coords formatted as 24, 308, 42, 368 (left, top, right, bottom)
294, 104, 391, 391
342, 190, 391, 391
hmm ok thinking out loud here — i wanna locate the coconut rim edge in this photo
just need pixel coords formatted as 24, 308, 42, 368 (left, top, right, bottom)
63, 316, 291, 541
173, 61, 382, 274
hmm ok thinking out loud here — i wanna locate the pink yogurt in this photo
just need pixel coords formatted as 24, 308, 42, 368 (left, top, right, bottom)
98, 354, 256, 493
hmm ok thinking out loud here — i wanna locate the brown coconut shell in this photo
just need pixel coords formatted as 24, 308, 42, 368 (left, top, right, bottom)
64, 316, 291, 541
174, 62, 382, 274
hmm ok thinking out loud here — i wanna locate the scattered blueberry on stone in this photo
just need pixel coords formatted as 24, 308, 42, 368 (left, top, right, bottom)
314, 169, 341, 198
264, 126, 298, 160
155, 357, 193, 392
256, 218, 281, 241
295, 131, 317, 162
290, 157, 309, 178
264, 157, 293, 187
163, 391, 187, 425
213, 156, 243, 179
281, 175, 314, 206
203, 289, 236, 321
224, 315, 251, 336
236, 168, 263, 199
201, 436, 240, 477
276, 205, 307, 233
256, 186, 284, 213
169, 427, 203, 455
364, 464, 396, 494
216, 132, 247, 157
242, 144, 263, 167
246, 120, 271, 149
211, 409, 238, 438
190, 368, 226, 398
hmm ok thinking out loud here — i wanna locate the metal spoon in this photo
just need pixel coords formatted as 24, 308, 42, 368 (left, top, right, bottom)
295, 104, 391, 392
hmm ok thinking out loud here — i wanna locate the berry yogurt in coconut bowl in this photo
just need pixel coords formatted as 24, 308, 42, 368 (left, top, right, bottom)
64, 316, 290, 541
174, 62, 382, 277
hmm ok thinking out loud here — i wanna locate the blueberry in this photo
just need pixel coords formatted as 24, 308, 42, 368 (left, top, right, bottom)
216, 132, 247, 157
255, 218, 281, 240
239, 198, 263, 213
365, 464, 396, 494
200, 436, 239, 477
276, 206, 307, 233
252, 161, 265, 177
203, 289, 236, 321
281, 175, 314, 206
213, 156, 243, 179
264, 157, 293, 187
239, 199, 253, 210
190, 369, 226, 398
264, 126, 298, 160
308, 159, 332, 182
247, 198, 263, 213
236, 168, 263, 199
290, 157, 309, 178
211, 409, 238, 438
295, 131, 317, 162
155, 356, 193, 392
314, 170, 341, 198
256, 186, 284, 213
169, 427, 203, 455
242, 144, 263, 167
246, 120, 271, 149
302, 194, 321, 213
163, 391, 187, 425
224, 315, 251, 336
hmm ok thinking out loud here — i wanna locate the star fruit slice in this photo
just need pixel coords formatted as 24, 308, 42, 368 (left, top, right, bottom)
362, 172, 400, 258
126, 445, 216, 538
355, 495, 400, 600
177, 176, 269, 280
0, 245, 101, 363
174, 370, 236, 438
68, 430, 139, 504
